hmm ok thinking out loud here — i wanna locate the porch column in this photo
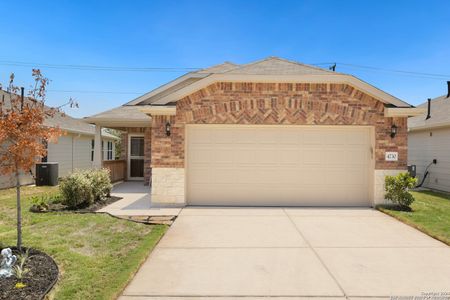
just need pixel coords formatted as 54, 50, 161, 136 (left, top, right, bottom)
93, 125, 102, 169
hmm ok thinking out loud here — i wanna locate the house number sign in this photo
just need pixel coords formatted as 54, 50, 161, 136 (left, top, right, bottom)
385, 152, 398, 161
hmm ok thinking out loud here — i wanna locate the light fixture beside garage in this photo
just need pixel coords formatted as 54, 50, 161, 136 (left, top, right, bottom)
390, 124, 398, 138
165, 122, 171, 136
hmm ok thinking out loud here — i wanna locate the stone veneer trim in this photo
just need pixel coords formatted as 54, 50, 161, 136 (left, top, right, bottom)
151, 168, 185, 205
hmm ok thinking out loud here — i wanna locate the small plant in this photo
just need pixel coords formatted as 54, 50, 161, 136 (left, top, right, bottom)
30, 195, 50, 211
384, 172, 417, 209
13, 249, 31, 285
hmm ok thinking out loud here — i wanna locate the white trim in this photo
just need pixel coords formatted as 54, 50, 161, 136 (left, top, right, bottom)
147, 73, 410, 107
384, 107, 427, 117
408, 121, 450, 132
127, 133, 145, 181
85, 119, 151, 128
139, 106, 176, 116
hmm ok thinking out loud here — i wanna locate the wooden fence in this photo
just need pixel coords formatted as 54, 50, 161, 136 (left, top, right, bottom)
102, 160, 126, 183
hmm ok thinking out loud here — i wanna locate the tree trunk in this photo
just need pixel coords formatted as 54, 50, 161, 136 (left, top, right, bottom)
16, 168, 22, 252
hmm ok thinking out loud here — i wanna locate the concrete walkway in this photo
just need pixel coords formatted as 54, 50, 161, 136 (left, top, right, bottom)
120, 207, 450, 299
98, 181, 181, 216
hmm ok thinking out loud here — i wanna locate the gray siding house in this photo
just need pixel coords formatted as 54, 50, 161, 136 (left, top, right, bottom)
0, 91, 118, 189
408, 92, 450, 192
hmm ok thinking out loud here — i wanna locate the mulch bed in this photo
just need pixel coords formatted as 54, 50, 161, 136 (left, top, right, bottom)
377, 204, 413, 212
30, 196, 122, 213
0, 248, 58, 300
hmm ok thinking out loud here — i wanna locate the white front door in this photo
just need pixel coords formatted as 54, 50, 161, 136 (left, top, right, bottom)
186, 125, 373, 206
128, 135, 145, 180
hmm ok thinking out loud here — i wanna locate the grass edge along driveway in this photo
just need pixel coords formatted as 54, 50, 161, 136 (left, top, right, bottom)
378, 190, 450, 246
0, 185, 167, 300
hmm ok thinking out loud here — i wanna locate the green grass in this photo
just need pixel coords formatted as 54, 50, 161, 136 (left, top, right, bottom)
0, 185, 167, 300
378, 190, 450, 245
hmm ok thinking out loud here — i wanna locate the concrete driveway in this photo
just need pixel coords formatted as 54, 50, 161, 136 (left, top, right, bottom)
120, 207, 450, 299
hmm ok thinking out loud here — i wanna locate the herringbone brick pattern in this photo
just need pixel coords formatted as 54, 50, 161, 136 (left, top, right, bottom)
151, 82, 407, 170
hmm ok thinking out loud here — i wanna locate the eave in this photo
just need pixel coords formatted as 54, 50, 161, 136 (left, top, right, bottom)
384, 107, 427, 117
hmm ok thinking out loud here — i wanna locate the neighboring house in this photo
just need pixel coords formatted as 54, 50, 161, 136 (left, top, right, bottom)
408, 90, 450, 192
86, 57, 423, 207
0, 90, 119, 189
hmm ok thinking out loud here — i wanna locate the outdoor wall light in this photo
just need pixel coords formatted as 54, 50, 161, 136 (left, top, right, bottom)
390, 124, 398, 138
165, 122, 171, 136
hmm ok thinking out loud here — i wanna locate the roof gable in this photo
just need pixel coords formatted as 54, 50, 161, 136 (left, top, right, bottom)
224, 57, 336, 75
92, 57, 411, 108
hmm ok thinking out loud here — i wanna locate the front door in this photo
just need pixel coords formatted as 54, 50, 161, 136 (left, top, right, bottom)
128, 135, 144, 180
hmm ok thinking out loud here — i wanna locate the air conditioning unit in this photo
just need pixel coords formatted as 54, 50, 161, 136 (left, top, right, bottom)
36, 162, 59, 186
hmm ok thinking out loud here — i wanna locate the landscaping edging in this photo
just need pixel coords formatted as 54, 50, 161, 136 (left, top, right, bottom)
30, 195, 122, 213
0, 247, 59, 300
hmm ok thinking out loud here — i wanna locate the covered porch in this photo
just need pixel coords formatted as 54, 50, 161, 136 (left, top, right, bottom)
84, 105, 153, 186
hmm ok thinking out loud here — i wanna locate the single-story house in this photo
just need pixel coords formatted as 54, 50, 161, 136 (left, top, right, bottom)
408, 87, 450, 192
0, 90, 119, 189
86, 57, 424, 207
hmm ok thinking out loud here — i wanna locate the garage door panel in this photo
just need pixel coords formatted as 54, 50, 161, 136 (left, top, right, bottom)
190, 148, 213, 163
347, 130, 369, 144
189, 168, 211, 184
302, 130, 323, 144
302, 148, 324, 165
187, 126, 372, 206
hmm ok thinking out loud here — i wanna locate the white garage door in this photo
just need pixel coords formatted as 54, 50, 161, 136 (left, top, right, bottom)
187, 125, 372, 206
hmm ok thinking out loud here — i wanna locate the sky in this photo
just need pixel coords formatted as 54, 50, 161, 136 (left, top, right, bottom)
0, 0, 449, 118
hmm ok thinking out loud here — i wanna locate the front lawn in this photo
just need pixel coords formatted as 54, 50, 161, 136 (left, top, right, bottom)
0, 185, 167, 300
378, 190, 450, 245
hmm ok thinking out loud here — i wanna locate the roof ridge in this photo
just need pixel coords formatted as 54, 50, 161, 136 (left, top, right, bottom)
222, 56, 339, 75
195, 61, 240, 73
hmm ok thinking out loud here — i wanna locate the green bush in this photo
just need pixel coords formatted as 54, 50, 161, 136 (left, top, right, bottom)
384, 172, 417, 209
60, 172, 94, 208
59, 169, 112, 209
85, 168, 112, 201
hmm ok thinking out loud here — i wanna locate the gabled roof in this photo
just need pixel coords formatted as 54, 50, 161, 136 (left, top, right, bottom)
84, 105, 152, 127
123, 56, 411, 107
197, 62, 240, 73
0, 90, 118, 139
408, 95, 450, 131
223, 57, 337, 75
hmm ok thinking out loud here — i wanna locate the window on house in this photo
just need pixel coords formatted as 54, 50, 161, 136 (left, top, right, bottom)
107, 141, 113, 160
91, 140, 94, 162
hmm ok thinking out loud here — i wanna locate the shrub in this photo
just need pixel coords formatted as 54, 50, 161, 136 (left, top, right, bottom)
59, 168, 112, 208
59, 172, 94, 208
85, 168, 112, 201
384, 172, 417, 209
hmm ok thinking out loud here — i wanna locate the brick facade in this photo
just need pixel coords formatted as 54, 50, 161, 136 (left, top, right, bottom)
151, 82, 407, 170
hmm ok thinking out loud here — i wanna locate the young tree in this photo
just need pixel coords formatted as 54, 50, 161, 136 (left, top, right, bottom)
0, 70, 62, 251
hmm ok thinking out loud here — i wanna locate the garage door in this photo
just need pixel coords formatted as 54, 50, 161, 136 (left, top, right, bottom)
187, 125, 372, 206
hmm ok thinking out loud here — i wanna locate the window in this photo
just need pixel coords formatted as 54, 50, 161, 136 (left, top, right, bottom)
106, 141, 113, 160
92, 140, 113, 161
91, 140, 94, 162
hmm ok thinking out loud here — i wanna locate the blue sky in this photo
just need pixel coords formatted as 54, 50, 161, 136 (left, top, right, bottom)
1, 0, 449, 118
